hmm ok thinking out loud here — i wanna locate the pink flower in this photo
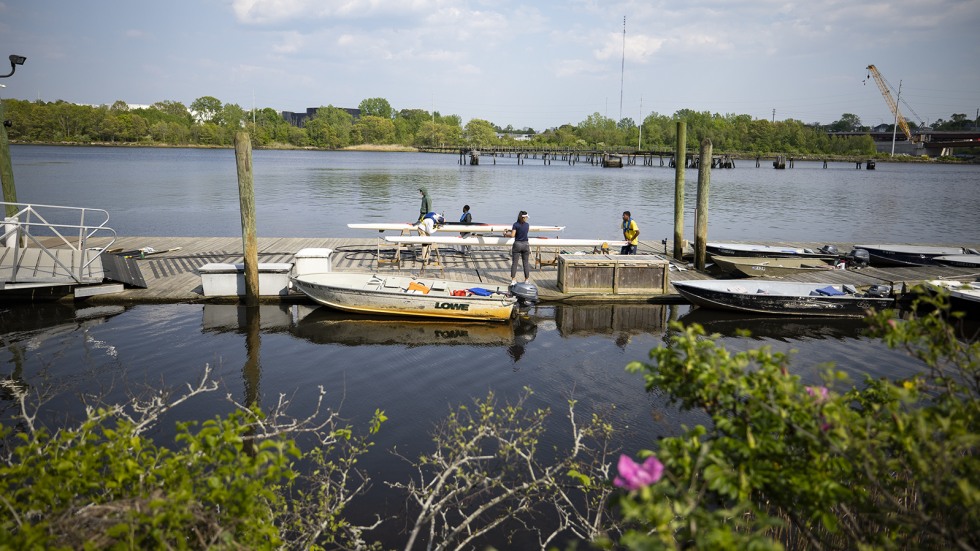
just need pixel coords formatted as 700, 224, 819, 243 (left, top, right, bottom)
614, 454, 664, 490
805, 386, 829, 403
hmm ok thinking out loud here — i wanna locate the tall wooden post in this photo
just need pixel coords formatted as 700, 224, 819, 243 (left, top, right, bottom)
694, 138, 712, 270
0, 101, 19, 218
673, 121, 686, 260
235, 131, 259, 306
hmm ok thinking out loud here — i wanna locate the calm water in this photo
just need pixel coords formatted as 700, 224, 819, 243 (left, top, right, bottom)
1, 146, 976, 546
9, 145, 980, 243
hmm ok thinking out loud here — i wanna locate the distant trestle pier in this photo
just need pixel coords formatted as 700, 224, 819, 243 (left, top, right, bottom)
417, 146, 876, 169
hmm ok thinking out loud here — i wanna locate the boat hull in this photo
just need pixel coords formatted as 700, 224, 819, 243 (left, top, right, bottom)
672, 280, 894, 318
291, 273, 517, 322
710, 255, 837, 277
925, 280, 980, 319
706, 242, 839, 260
932, 254, 980, 268
854, 244, 964, 267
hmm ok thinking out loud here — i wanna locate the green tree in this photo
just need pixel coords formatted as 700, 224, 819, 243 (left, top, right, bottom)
830, 113, 862, 132
463, 118, 497, 147
358, 97, 394, 119
190, 95, 223, 124
352, 115, 396, 144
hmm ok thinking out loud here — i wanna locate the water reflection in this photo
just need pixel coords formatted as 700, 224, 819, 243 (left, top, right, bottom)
678, 308, 870, 341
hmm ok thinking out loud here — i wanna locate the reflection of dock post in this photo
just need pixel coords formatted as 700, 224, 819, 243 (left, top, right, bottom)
242, 305, 261, 455
673, 122, 686, 260
235, 131, 259, 306
694, 138, 712, 270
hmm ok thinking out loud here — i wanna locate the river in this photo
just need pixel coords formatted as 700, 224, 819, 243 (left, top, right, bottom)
1, 145, 976, 547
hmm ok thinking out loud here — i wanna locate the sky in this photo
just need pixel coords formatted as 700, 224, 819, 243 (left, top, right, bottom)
1, 0, 978, 132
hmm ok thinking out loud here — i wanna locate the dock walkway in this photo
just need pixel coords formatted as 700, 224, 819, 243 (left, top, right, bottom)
15, 236, 980, 304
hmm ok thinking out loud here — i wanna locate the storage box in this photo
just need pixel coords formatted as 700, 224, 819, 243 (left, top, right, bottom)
293, 248, 333, 276
557, 254, 669, 294
199, 262, 293, 297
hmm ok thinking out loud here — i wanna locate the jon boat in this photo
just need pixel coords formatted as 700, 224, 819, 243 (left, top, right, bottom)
671, 279, 895, 318
710, 255, 839, 277
706, 242, 840, 260
853, 244, 966, 267
932, 254, 980, 268
291, 272, 518, 321
925, 280, 980, 318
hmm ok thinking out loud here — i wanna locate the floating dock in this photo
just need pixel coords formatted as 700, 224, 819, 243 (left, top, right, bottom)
3, 236, 979, 305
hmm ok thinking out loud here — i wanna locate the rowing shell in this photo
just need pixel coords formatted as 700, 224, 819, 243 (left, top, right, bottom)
385, 235, 627, 247
348, 223, 565, 233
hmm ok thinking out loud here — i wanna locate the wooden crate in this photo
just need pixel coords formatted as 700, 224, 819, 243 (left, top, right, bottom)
557, 254, 669, 294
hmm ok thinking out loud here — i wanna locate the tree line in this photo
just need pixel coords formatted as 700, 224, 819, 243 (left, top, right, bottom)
2, 95, 975, 155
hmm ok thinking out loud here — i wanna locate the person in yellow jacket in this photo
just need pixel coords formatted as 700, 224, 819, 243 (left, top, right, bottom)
621, 211, 639, 254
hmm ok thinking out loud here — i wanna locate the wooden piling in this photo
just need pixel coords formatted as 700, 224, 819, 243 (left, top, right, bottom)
0, 102, 19, 218
694, 138, 712, 270
234, 131, 260, 306
673, 122, 686, 260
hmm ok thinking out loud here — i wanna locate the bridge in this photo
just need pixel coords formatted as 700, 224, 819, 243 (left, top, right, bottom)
828, 129, 980, 157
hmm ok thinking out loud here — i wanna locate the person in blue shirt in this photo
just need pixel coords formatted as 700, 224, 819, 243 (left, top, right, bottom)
505, 210, 531, 285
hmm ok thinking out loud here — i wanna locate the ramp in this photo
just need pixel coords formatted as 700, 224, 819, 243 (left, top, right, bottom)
100, 252, 147, 288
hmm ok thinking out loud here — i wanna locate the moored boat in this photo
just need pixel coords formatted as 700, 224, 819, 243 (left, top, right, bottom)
924, 280, 980, 318
853, 244, 965, 267
710, 255, 839, 277
291, 272, 518, 321
671, 279, 894, 318
706, 242, 840, 260
932, 254, 980, 268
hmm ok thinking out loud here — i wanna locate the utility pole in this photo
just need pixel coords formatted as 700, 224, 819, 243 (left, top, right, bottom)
619, 16, 625, 123
890, 80, 902, 157
638, 96, 643, 149
772, 109, 775, 123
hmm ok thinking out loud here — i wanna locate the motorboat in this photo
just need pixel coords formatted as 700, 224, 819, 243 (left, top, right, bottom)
932, 254, 980, 268
671, 279, 895, 318
852, 244, 966, 267
710, 255, 840, 277
291, 272, 518, 321
706, 242, 840, 260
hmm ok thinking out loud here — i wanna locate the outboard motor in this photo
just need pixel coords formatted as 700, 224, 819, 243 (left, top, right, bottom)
510, 282, 539, 307
818, 244, 839, 256
845, 248, 870, 268
864, 284, 892, 298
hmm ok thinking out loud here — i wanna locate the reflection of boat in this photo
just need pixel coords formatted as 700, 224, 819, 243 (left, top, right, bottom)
292, 308, 515, 346
678, 308, 869, 340
932, 254, 980, 268
706, 242, 839, 260
711, 255, 838, 277
672, 280, 894, 318
291, 272, 517, 321
853, 244, 966, 267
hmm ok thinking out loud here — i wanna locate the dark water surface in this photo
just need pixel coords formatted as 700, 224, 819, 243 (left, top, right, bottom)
1, 146, 975, 546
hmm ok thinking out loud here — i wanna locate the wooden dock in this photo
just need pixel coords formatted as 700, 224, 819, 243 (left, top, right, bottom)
7, 236, 980, 305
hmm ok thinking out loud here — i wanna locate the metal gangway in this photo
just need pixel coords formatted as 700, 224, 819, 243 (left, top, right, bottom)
1, 201, 117, 292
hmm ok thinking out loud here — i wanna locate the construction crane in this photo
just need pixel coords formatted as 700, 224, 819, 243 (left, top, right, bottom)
865, 64, 922, 143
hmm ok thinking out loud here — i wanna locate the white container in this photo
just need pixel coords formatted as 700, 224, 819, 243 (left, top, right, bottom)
293, 248, 333, 276
199, 262, 293, 297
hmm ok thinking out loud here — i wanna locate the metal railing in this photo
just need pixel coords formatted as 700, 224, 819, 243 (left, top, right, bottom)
2, 201, 117, 285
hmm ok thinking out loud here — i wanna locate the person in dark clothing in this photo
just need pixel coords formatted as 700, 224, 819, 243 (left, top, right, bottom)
458, 204, 473, 255
418, 187, 431, 222
505, 210, 531, 285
